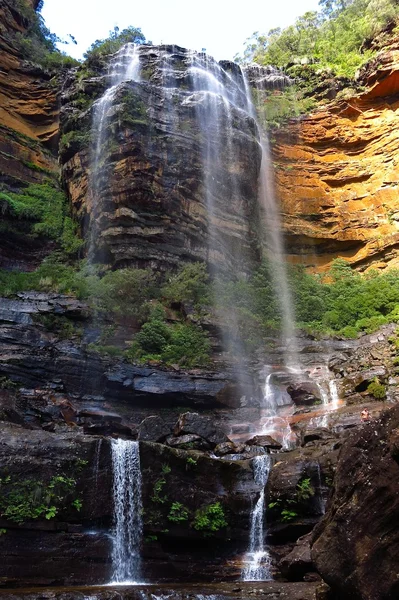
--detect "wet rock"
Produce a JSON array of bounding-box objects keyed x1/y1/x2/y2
[
  {"x1": 174, "y1": 412, "x2": 230, "y2": 447},
  {"x1": 137, "y1": 415, "x2": 171, "y2": 442},
  {"x1": 245, "y1": 434, "x2": 282, "y2": 450},
  {"x1": 214, "y1": 441, "x2": 245, "y2": 456},
  {"x1": 301, "y1": 429, "x2": 336, "y2": 447},
  {"x1": 165, "y1": 434, "x2": 210, "y2": 450},
  {"x1": 312, "y1": 405, "x2": 399, "y2": 600},
  {"x1": 287, "y1": 383, "x2": 321, "y2": 406}
]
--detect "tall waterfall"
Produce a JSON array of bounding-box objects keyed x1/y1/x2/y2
[
  {"x1": 242, "y1": 454, "x2": 272, "y2": 581},
  {"x1": 88, "y1": 44, "x2": 141, "y2": 266},
  {"x1": 110, "y1": 439, "x2": 143, "y2": 584}
]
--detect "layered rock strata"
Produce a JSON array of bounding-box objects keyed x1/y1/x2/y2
[
  {"x1": 60, "y1": 45, "x2": 262, "y2": 273},
  {"x1": 273, "y1": 45, "x2": 399, "y2": 272}
]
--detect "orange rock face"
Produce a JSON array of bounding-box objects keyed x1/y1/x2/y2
[
  {"x1": 273, "y1": 48, "x2": 399, "y2": 272},
  {"x1": 0, "y1": 0, "x2": 58, "y2": 188}
]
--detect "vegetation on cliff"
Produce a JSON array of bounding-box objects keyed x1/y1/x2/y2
[
  {"x1": 13, "y1": 0, "x2": 78, "y2": 69},
  {"x1": 241, "y1": 0, "x2": 399, "y2": 78}
]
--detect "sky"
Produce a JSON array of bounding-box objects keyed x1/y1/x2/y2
[{"x1": 41, "y1": 0, "x2": 321, "y2": 62}]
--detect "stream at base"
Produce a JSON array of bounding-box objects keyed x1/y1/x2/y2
[{"x1": 0, "y1": 582, "x2": 320, "y2": 600}]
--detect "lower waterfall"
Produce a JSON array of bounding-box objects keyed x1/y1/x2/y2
[
  {"x1": 241, "y1": 454, "x2": 272, "y2": 581},
  {"x1": 110, "y1": 439, "x2": 143, "y2": 584}
]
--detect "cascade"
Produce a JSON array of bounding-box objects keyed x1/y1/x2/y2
[
  {"x1": 110, "y1": 439, "x2": 143, "y2": 584},
  {"x1": 329, "y1": 379, "x2": 339, "y2": 411},
  {"x1": 89, "y1": 43, "x2": 141, "y2": 266},
  {"x1": 241, "y1": 454, "x2": 272, "y2": 581}
]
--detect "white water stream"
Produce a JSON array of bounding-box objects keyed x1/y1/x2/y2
[
  {"x1": 110, "y1": 439, "x2": 143, "y2": 584},
  {"x1": 241, "y1": 454, "x2": 272, "y2": 581}
]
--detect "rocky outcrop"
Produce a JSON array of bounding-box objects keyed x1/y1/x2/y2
[
  {"x1": 312, "y1": 405, "x2": 399, "y2": 600},
  {"x1": 60, "y1": 45, "x2": 262, "y2": 274},
  {"x1": 273, "y1": 44, "x2": 399, "y2": 272},
  {"x1": 0, "y1": 0, "x2": 59, "y2": 270}
]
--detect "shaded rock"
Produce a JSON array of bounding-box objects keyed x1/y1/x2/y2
[
  {"x1": 165, "y1": 434, "x2": 210, "y2": 450},
  {"x1": 312, "y1": 405, "x2": 399, "y2": 600},
  {"x1": 245, "y1": 434, "x2": 282, "y2": 450},
  {"x1": 137, "y1": 415, "x2": 171, "y2": 442},
  {"x1": 287, "y1": 383, "x2": 321, "y2": 406},
  {"x1": 279, "y1": 533, "x2": 315, "y2": 580},
  {"x1": 301, "y1": 429, "x2": 336, "y2": 447},
  {"x1": 214, "y1": 441, "x2": 245, "y2": 456},
  {"x1": 174, "y1": 412, "x2": 230, "y2": 447}
]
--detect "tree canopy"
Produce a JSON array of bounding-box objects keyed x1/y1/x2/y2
[{"x1": 238, "y1": 0, "x2": 399, "y2": 77}]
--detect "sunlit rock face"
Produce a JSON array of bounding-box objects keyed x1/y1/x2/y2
[
  {"x1": 0, "y1": 0, "x2": 59, "y2": 269},
  {"x1": 272, "y1": 46, "x2": 399, "y2": 273},
  {"x1": 61, "y1": 45, "x2": 263, "y2": 273}
]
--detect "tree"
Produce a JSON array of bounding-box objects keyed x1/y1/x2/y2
[{"x1": 84, "y1": 26, "x2": 147, "y2": 61}]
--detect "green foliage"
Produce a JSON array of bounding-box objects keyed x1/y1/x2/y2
[
  {"x1": 90, "y1": 268, "x2": 157, "y2": 320},
  {"x1": 0, "y1": 376, "x2": 19, "y2": 390},
  {"x1": 0, "y1": 184, "x2": 83, "y2": 255},
  {"x1": 167, "y1": 502, "x2": 189, "y2": 523},
  {"x1": 296, "y1": 477, "x2": 315, "y2": 502},
  {"x1": 239, "y1": 0, "x2": 399, "y2": 78},
  {"x1": 14, "y1": 0, "x2": 79, "y2": 70},
  {"x1": 0, "y1": 474, "x2": 80, "y2": 524},
  {"x1": 367, "y1": 377, "x2": 387, "y2": 399},
  {"x1": 151, "y1": 478, "x2": 168, "y2": 505},
  {"x1": 192, "y1": 502, "x2": 227, "y2": 536},
  {"x1": 34, "y1": 314, "x2": 80, "y2": 339},
  {"x1": 128, "y1": 305, "x2": 211, "y2": 368},
  {"x1": 84, "y1": 26, "x2": 147, "y2": 62},
  {"x1": 186, "y1": 457, "x2": 197, "y2": 467},
  {"x1": 161, "y1": 263, "x2": 211, "y2": 309}
]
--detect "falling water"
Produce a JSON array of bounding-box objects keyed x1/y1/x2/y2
[
  {"x1": 329, "y1": 379, "x2": 339, "y2": 411},
  {"x1": 88, "y1": 44, "x2": 141, "y2": 266},
  {"x1": 242, "y1": 454, "x2": 272, "y2": 581},
  {"x1": 261, "y1": 371, "x2": 293, "y2": 449},
  {"x1": 110, "y1": 439, "x2": 143, "y2": 584},
  {"x1": 93, "y1": 438, "x2": 103, "y2": 490}
]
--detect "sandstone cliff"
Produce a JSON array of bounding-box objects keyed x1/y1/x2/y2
[
  {"x1": 273, "y1": 44, "x2": 399, "y2": 272},
  {"x1": 0, "y1": 0, "x2": 59, "y2": 269}
]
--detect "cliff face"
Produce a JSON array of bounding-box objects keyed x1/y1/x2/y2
[
  {"x1": 61, "y1": 46, "x2": 262, "y2": 274},
  {"x1": 273, "y1": 46, "x2": 399, "y2": 272},
  {"x1": 0, "y1": 0, "x2": 59, "y2": 269}
]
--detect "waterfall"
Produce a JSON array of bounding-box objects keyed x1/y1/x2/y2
[
  {"x1": 329, "y1": 379, "x2": 339, "y2": 411},
  {"x1": 242, "y1": 454, "x2": 272, "y2": 581},
  {"x1": 88, "y1": 44, "x2": 141, "y2": 266},
  {"x1": 110, "y1": 439, "x2": 143, "y2": 584}
]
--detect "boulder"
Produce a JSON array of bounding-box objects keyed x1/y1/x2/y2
[
  {"x1": 174, "y1": 412, "x2": 230, "y2": 447},
  {"x1": 312, "y1": 405, "x2": 399, "y2": 600},
  {"x1": 165, "y1": 434, "x2": 210, "y2": 450},
  {"x1": 214, "y1": 441, "x2": 245, "y2": 456},
  {"x1": 287, "y1": 383, "x2": 321, "y2": 406},
  {"x1": 137, "y1": 415, "x2": 171, "y2": 442},
  {"x1": 245, "y1": 434, "x2": 282, "y2": 450},
  {"x1": 278, "y1": 533, "x2": 315, "y2": 580}
]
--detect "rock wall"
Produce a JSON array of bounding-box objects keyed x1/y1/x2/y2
[
  {"x1": 60, "y1": 45, "x2": 262, "y2": 273},
  {"x1": 0, "y1": 0, "x2": 59, "y2": 270},
  {"x1": 273, "y1": 45, "x2": 399, "y2": 272}
]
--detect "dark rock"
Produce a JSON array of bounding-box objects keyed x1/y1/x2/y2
[
  {"x1": 287, "y1": 383, "x2": 321, "y2": 406},
  {"x1": 174, "y1": 412, "x2": 230, "y2": 447},
  {"x1": 214, "y1": 441, "x2": 243, "y2": 456},
  {"x1": 301, "y1": 429, "x2": 336, "y2": 446},
  {"x1": 165, "y1": 434, "x2": 210, "y2": 450},
  {"x1": 245, "y1": 434, "x2": 282, "y2": 450},
  {"x1": 278, "y1": 533, "x2": 315, "y2": 580},
  {"x1": 312, "y1": 405, "x2": 399, "y2": 600},
  {"x1": 137, "y1": 415, "x2": 171, "y2": 442}
]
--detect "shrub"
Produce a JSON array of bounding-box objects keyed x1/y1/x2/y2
[
  {"x1": 168, "y1": 502, "x2": 189, "y2": 523},
  {"x1": 84, "y1": 26, "x2": 147, "y2": 62},
  {"x1": 367, "y1": 378, "x2": 386, "y2": 399},
  {"x1": 192, "y1": 502, "x2": 227, "y2": 535},
  {"x1": 161, "y1": 262, "x2": 211, "y2": 309}
]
